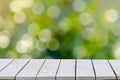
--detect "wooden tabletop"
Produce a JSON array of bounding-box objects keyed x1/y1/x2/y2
[{"x1": 0, "y1": 59, "x2": 119, "y2": 80}]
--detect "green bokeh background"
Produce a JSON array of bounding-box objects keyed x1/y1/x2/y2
[{"x1": 0, "y1": 0, "x2": 120, "y2": 59}]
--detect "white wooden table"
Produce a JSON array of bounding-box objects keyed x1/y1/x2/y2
[{"x1": 0, "y1": 59, "x2": 119, "y2": 80}]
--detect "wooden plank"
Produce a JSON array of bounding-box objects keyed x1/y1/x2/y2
[
  {"x1": 0, "y1": 59, "x2": 13, "y2": 71},
  {"x1": 109, "y1": 60, "x2": 120, "y2": 79},
  {"x1": 76, "y1": 60, "x2": 95, "y2": 80},
  {"x1": 0, "y1": 59, "x2": 30, "y2": 80},
  {"x1": 93, "y1": 60, "x2": 116, "y2": 80},
  {"x1": 36, "y1": 59, "x2": 60, "y2": 80},
  {"x1": 16, "y1": 59, "x2": 45, "y2": 80},
  {"x1": 56, "y1": 59, "x2": 75, "y2": 80}
]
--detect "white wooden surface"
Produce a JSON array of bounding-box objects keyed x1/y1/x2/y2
[
  {"x1": 16, "y1": 59, "x2": 45, "y2": 80},
  {"x1": 0, "y1": 59, "x2": 13, "y2": 71},
  {"x1": 36, "y1": 59, "x2": 60, "y2": 80},
  {"x1": 56, "y1": 59, "x2": 75, "y2": 80},
  {"x1": 76, "y1": 60, "x2": 95, "y2": 80},
  {"x1": 93, "y1": 60, "x2": 116, "y2": 80},
  {"x1": 109, "y1": 60, "x2": 120, "y2": 79},
  {"x1": 0, "y1": 59, "x2": 118, "y2": 80},
  {"x1": 0, "y1": 59, "x2": 30, "y2": 80}
]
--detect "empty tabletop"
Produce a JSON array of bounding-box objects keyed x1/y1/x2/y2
[
  {"x1": 36, "y1": 59, "x2": 60, "y2": 80},
  {"x1": 109, "y1": 60, "x2": 120, "y2": 79},
  {"x1": 92, "y1": 60, "x2": 116, "y2": 80},
  {"x1": 56, "y1": 59, "x2": 75, "y2": 80},
  {"x1": 76, "y1": 60, "x2": 95, "y2": 80},
  {"x1": 16, "y1": 59, "x2": 45, "y2": 80},
  {"x1": 0, "y1": 59, "x2": 30, "y2": 80},
  {"x1": 0, "y1": 59, "x2": 13, "y2": 71}
]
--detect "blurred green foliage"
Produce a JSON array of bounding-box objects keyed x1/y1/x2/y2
[{"x1": 0, "y1": 0, "x2": 120, "y2": 59}]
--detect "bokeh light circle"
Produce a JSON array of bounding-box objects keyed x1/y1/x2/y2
[
  {"x1": 105, "y1": 9, "x2": 119, "y2": 23},
  {"x1": 47, "y1": 5, "x2": 60, "y2": 19}
]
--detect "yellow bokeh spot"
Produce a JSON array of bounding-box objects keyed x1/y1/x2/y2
[
  {"x1": 47, "y1": 38, "x2": 59, "y2": 51},
  {"x1": 47, "y1": 5, "x2": 60, "y2": 19},
  {"x1": 104, "y1": 9, "x2": 119, "y2": 23},
  {"x1": 13, "y1": 12, "x2": 26, "y2": 24},
  {"x1": 28, "y1": 23, "x2": 40, "y2": 35},
  {"x1": 0, "y1": 34, "x2": 10, "y2": 49},
  {"x1": 39, "y1": 29, "x2": 52, "y2": 42},
  {"x1": 16, "y1": 34, "x2": 34, "y2": 54},
  {"x1": 78, "y1": 12, "x2": 93, "y2": 26}
]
